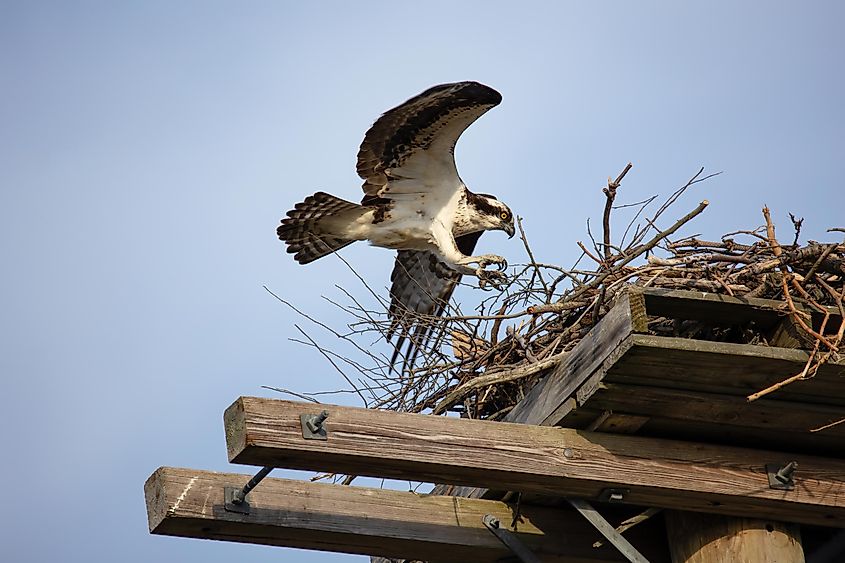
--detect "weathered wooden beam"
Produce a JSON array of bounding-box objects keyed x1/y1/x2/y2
[
  {"x1": 576, "y1": 382, "x2": 845, "y2": 456},
  {"x1": 584, "y1": 383, "x2": 845, "y2": 437},
  {"x1": 508, "y1": 291, "x2": 648, "y2": 425},
  {"x1": 517, "y1": 330, "x2": 845, "y2": 438},
  {"x1": 510, "y1": 288, "x2": 845, "y2": 429},
  {"x1": 224, "y1": 397, "x2": 845, "y2": 528},
  {"x1": 605, "y1": 334, "x2": 845, "y2": 405},
  {"x1": 145, "y1": 466, "x2": 662, "y2": 562}
]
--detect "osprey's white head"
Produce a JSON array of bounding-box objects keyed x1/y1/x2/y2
[{"x1": 457, "y1": 191, "x2": 515, "y2": 238}]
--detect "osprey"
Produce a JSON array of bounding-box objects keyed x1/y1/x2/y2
[{"x1": 277, "y1": 81, "x2": 514, "y2": 366}]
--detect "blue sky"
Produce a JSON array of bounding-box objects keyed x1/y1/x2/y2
[{"x1": 1, "y1": 2, "x2": 842, "y2": 562}]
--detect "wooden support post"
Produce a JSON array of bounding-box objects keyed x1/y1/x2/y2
[
  {"x1": 145, "y1": 466, "x2": 669, "y2": 562},
  {"x1": 665, "y1": 511, "x2": 804, "y2": 563},
  {"x1": 224, "y1": 397, "x2": 845, "y2": 528}
]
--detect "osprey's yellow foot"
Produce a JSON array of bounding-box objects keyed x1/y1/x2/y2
[
  {"x1": 456, "y1": 254, "x2": 508, "y2": 289},
  {"x1": 459, "y1": 253, "x2": 507, "y2": 271}
]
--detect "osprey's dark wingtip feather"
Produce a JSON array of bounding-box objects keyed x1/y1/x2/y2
[
  {"x1": 411, "y1": 81, "x2": 502, "y2": 106},
  {"x1": 356, "y1": 81, "x2": 502, "y2": 193}
]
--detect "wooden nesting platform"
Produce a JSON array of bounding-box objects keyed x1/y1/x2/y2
[
  {"x1": 508, "y1": 288, "x2": 845, "y2": 458},
  {"x1": 145, "y1": 286, "x2": 845, "y2": 562}
]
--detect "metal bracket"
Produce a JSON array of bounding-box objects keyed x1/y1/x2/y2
[
  {"x1": 300, "y1": 410, "x2": 329, "y2": 440},
  {"x1": 224, "y1": 486, "x2": 251, "y2": 514},
  {"x1": 598, "y1": 488, "x2": 629, "y2": 503},
  {"x1": 568, "y1": 498, "x2": 650, "y2": 563},
  {"x1": 766, "y1": 461, "x2": 797, "y2": 490},
  {"x1": 482, "y1": 514, "x2": 542, "y2": 563}
]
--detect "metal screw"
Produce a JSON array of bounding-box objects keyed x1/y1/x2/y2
[
  {"x1": 306, "y1": 410, "x2": 329, "y2": 434},
  {"x1": 231, "y1": 466, "x2": 274, "y2": 505},
  {"x1": 775, "y1": 461, "x2": 798, "y2": 484}
]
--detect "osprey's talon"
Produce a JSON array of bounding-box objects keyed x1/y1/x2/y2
[{"x1": 476, "y1": 268, "x2": 507, "y2": 290}]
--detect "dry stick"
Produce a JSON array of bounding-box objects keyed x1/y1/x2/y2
[
  {"x1": 763, "y1": 205, "x2": 783, "y2": 257},
  {"x1": 262, "y1": 386, "x2": 321, "y2": 403},
  {"x1": 577, "y1": 240, "x2": 604, "y2": 265},
  {"x1": 746, "y1": 314, "x2": 827, "y2": 402},
  {"x1": 431, "y1": 351, "x2": 565, "y2": 414},
  {"x1": 804, "y1": 243, "x2": 838, "y2": 284},
  {"x1": 781, "y1": 276, "x2": 837, "y2": 350},
  {"x1": 761, "y1": 211, "x2": 838, "y2": 349},
  {"x1": 747, "y1": 210, "x2": 838, "y2": 401},
  {"x1": 593, "y1": 507, "x2": 662, "y2": 549},
  {"x1": 602, "y1": 162, "x2": 633, "y2": 260},
  {"x1": 293, "y1": 324, "x2": 370, "y2": 406},
  {"x1": 789, "y1": 213, "x2": 804, "y2": 246},
  {"x1": 810, "y1": 417, "x2": 845, "y2": 433},
  {"x1": 563, "y1": 200, "x2": 710, "y2": 304},
  {"x1": 516, "y1": 216, "x2": 550, "y2": 299}
]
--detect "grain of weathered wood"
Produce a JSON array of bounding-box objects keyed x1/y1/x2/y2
[
  {"x1": 508, "y1": 291, "x2": 646, "y2": 425},
  {"x1": 585, "y1": 411, "x2": 650, "y2": 434},
  {"x1": 562, "y1": 383, "x2": 845, "y2": 458},
  {"x1": 510, "y1": 289, "x2": 844, "y2": 433},
  {"x1": 610, "y1": 334, "x2": 845, "y2": 405},
  {"x1": 769, "y1": 315, "x2": 818, "y2": 349},
  {"x1": 446, "y1": 288, "x2": 845, "y2": 505},
  {"x1": 584, "y1": 383, "x2": 845, "y2": 439},
  {"x1": 145, "y1": 466, "x2": 657, "y2": 562},
  {"x1": 225, "y1": 397, "x2": 845, "y2": 528},
  {"x1": 665, "y1": 510, "x2": 804, "y2": 563}
]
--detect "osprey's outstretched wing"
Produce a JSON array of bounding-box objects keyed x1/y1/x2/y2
[
  {"x1": 386, "y1": 232, "x2": 483, "y2": 371},
  {"x1": 357, "y1": 81, "x2": 501, "y2": 199}
]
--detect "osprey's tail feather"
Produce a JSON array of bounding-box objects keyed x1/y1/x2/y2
[{"x1": 277, "y1": 192, "x2": 365, "y2": 264}]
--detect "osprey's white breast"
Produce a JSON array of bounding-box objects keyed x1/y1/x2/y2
[{"x1": 364, "y1": 177, "x2": 464, "y2": 251}]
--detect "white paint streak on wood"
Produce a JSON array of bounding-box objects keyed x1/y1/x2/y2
[{"x1": 170, "y1": 476, "x2": 198, "y2": 514}]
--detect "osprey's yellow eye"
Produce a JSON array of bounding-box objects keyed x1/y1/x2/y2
[{"x1": 500, "y1": 211, "x2": 509, "y2": 220}]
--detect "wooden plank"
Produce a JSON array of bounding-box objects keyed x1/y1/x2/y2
[
  {"x1": 508, "y1": 291, "x2": 647, "y2": 425},
  {"x1": 769, "y1": 315, "x2": 817, "y2": 349},
  {"x1": 568, "y1": 383, "x2": 845, "y2": 458},
  {"x1": 635, "y1": 418, "x2": 845, "y2": 460},
  {"x1": 508, "y1": 288, "x2": 844, "y2": 430},
  {"x1": 583, "y1": 383, "x2": 845, "y2": 440},
  {"x1": 609, "y1": 334, "x2": 845, "y2": 405},
  {"x1": 665, "y1": 511, "x2": 804, "y2": 563},
  {"x1": 585, "y1": 411, "x2": 650, "y2": 434},
  {"x1": 225, "y1": 397, "x2": 845, "y2": 528},
  {"x1": 441, "y1": 288, "x2": 845, "y2": 517},
  {"x1": 145, "y1": 466, "x2": 662, "y2": 563},
  {"x1": 639, "y1": 287, "x2": 841, "y2": 332}
]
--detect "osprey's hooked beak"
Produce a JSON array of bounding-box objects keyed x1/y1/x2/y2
[{"x1": 504, "y1": 222, "x2": 515, "y2": 239}]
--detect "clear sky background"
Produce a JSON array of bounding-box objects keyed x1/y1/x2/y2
[{"x1": 1, "y1": 2, "x2": 842, "y2": 562}]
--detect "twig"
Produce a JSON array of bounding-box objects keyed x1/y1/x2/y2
[
  {"x1": 516, "y1": 216, "x2": 550, "y2": 299},
  {"x1": 810, "y1": 417, "x2": 845, "y2": 433},
  {"x1": 746, "y1": 312, "x2": 829, "y2": 402},
  {"x1": 603, "y1": 163, "x2": 633, "y2": 260},
  {"x1": 293, "y1": 324, "x2": 370, "y2": 407},
  {"x1": 431, "y1": 352, "x2": 565, "y2": 415},
  {"x1": 763, "y1": 206, "x2": 782, "y2": 257}
]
